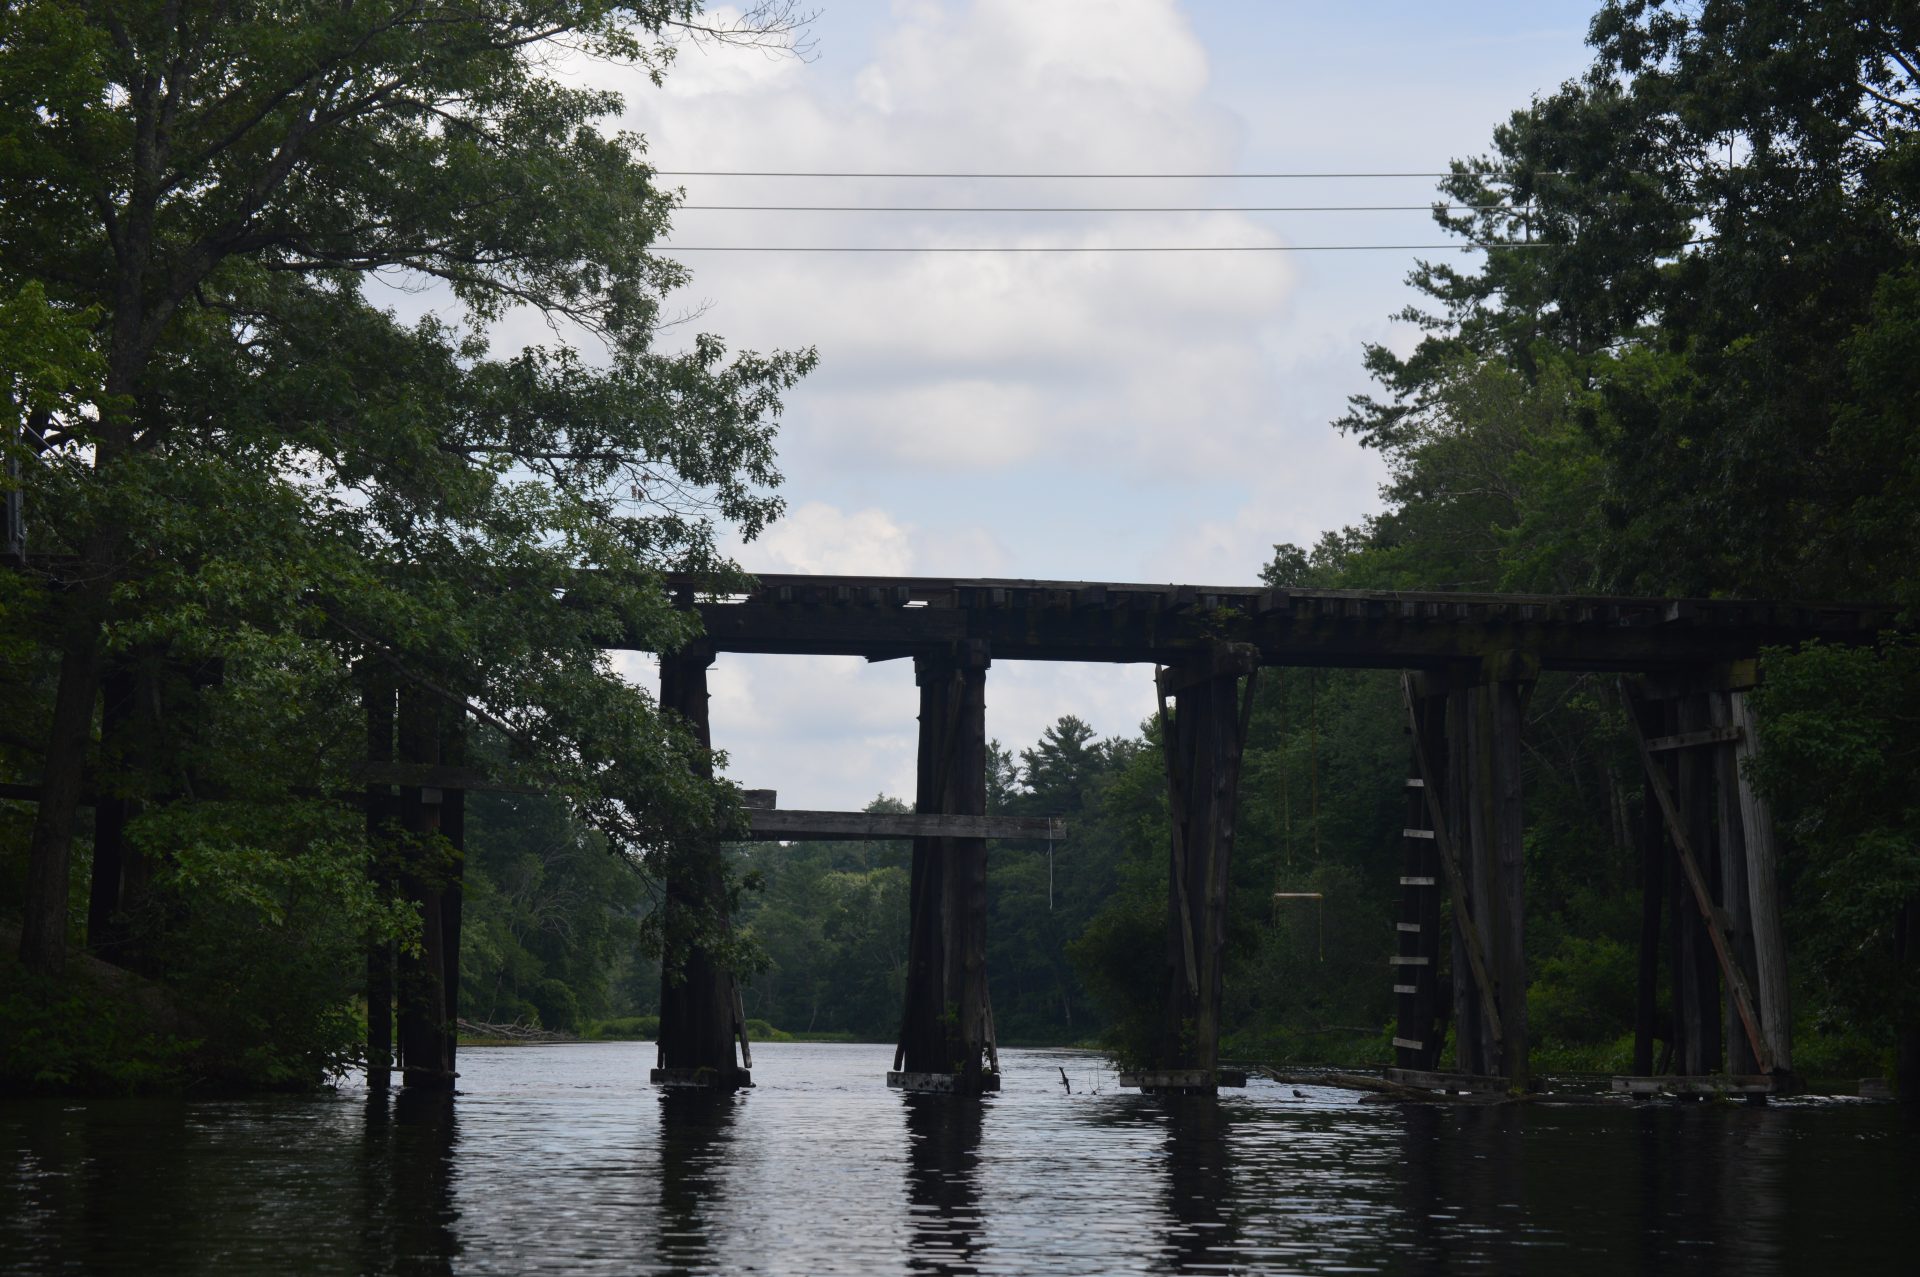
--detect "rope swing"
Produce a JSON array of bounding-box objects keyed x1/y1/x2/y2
[{"x1": 1272, "y1": 892, "x2": 1327, "y2": 962}]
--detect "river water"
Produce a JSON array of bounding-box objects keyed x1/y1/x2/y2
[{"x1": 2, "y1": 1042, "x2": 1912, "y2": 1274}]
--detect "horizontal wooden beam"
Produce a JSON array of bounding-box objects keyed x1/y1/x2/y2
[
  {"x1": 1645, "y1": 725, "x2": 1743, "y2": 752},
  {"x1": 1384, "y1": 1067, "x2": 1511, "y2": 1094},
  {"x1": 1609, "y1": 1074, "x2": 1794, "y2": 1096},
  {"x1": 642, "y1": 573, "x2": 1896, "y2": 672},
  {"x1": 746, "y1": 809, "x2": 1066, "y2": 841},
  {"x1": 351, "y1": 763, "x2": 543, "y2": 794}
]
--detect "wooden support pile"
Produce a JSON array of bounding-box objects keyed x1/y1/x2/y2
[
  {"x1": 1392, "y1": 681, "x2": 1448, "y2": 1072},
  {"x1": 1123, "y1": 643, "x2": 1258, "y2": 1094},
  {"x1": 891, "y1": 642, "x2": 1001, "y2": 1094},
  {"x1": 1396, "y1": 659, "x2": 1535, "y2": 1089},
  {"x1": 1618, "y1": 670, "x2": 1793, "y2": 1094},
  {"x1": 363, "y1": 672, "x2": 466, "y2": 1092},
  {"x1": 651, "y1": 640, "x2": 753, "y2": 1091}
]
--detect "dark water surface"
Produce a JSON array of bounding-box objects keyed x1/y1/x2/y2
[{"x1": 2, "y1": 1042, "x2": 1913, "y2": 1275}]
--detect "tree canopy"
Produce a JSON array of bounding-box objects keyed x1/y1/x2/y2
[{"x1": 1, "y1": 0, "x2": 813, "y2": 1080}]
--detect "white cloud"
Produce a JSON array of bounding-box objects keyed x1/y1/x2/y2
[{"x1": 745, "y1": 500, "x2": 915, "y2": 575}]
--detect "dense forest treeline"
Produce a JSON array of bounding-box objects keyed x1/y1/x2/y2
[{"x1": 4, "y1": 1, "x2": 1918, "y2": 1094}]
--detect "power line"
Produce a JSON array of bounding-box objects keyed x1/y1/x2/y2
[
  {"x1": 677, "y1": 204, "x2": 1516, "y2": 213},
  {"x1": 652, "y1": 170, "x2": 1487, "y2": 179},
  {"x1": 658, "y1": 243, "x2": 1549, "y2": 253}
]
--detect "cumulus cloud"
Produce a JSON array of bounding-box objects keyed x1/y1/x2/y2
[{"x1": 744, "y1": 500, "x2": 915, "y2": 575}]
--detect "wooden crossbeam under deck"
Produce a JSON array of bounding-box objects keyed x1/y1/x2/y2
[{"x1": 747, "y1": 809, "x2": 1066, "y2": 841}]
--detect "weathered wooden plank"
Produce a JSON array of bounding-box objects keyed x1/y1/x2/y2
[
  {"x1": 1712, "y1": 692, "x2": 1758, "y2": 1076},
  {"x1": 1730, "y1": 690, "x2": 1792, "y2": 1073},
  {"x1": 1384, "y1": 1067, "x2": 1510, "y2": 1094},
  {"x1": 1609, "y1": 1074, "x2": 1791, "y2": 1097},
  {"x1": 887, "y1": 1070, "x2": 1002, "y2": 1093},
  {"x1": 1646, "y1": 725, "x2": 1744, "y2": 752},
  {"x1": 748, "y1": 809, "x2": 1064, "y2": 841},
  {"x1": 1118, "y1": 1068, "x2": 1248, "y2": 1090},
  {"x1": 652, "y1": 1067, "x2": 754, "y2": 1089}
]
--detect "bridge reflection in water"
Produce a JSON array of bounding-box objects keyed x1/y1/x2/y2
[{"x1": 1, "y1": 1044, "x2": 1906, "y2": 1274}]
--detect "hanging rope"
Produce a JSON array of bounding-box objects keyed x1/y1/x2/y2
[{"x1": 1272, "y1": 892, "x2": 1326, "y2": 963}]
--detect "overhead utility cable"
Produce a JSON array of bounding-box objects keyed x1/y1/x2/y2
[
  {"x1": 658, "y1": 242, "x2": 1563, "y2": 253},
  {"x1": 678, "y1": 203, "x2": 1517, "y2": 213},
  {"x1": 651, "y1": 170, "x2": 1566, "y2": 179}
]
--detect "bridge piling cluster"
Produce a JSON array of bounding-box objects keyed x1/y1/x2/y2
[
  {"x1": 1127, "y1": 645, "x2": 1259, "y2": 1094},
  {"x1": 654, "y1": 575, "x2": 1859, "y2": 1099},
  {"x1": 362, "y1": 674, "x2": 465, "y2": 1092},
  {"x1": 1390, "y1": 660, "x2": 1534, "y2": 1090},
  {"x1": 1616, "y1": 668, "x2": 1792, "y2": 1095},
  {"x1": 892, "y1": 643, "x2": 999, "y2": 1093},
  {"x1": 653, "y1": 640, "x2": 754, "y2": 1090}
]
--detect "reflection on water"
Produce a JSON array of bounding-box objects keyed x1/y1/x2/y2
[
  {"x1": 386, "y1": 1090, "x2": 460, "y2": 1275},
  {"x1": 1, "y1": 1043, "x2": 1912, "y2": 1275},
  {"x1": 902, "y1": 1096, "x2": 983, "y2": 1274},
  {"x1": 1160, "y1": 1097, "x2": 1236, "y2": 1273},
  {"x1": 654, "y1": 1093, "x2": 739, "y2": 1274}
]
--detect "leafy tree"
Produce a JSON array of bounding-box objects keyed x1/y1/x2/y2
[{"x1": 2, "y1": 1, "x2": 815, "y2": 983}]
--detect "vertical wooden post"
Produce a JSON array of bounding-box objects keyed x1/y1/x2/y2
[
  {"x1": 895, "y1": 642, "x2": 993, "y2": 1091},
  {"x1": 1440, "y1": 657, "x2": 1532, "y2": 1085},
  {"x1": 1466, "y1": 685, "x2": 1504, "y2": 1076},
  {"x1": 1675, "y1": 690, "x2": 1722, "y2": 1075},
  {"x1": 1633, "y1": 771, "x2": 1665, "y2": 1077},
  {"x1": 655, "y1": 639, "x2": 748, "y2": 1088},
  {"x1": 1148, "y1": 644, "x2": 1256, "y2": 1090},
  {"x1": 395, "y1": 686, "x2": 454, "y2": 1090},
  {"x1": 1728, "y1": 689, "x2": 1791, "y2": 1075},
  {"x1": 1394, "y1": 677, "x2": 1447, "y2": 1071},
  {"x1": 897, "y1": 656, "x2": 951, "y2": 1077},
  {"x1": 1446, "y1": 683, "x2": 1483, "y2": 1076},
  {"x1": 1711, "y1": 691, "x2": 1758, "y2": 1075},
  {"x1": 438, "y1": 709, "x2": 467, "y2": 1075},
  {"x1": 362, "y1": 666, "x2": 397, "y2": 1092},
  {"x1": 1488, "y1": 667, "x2": 1531, "y2": 1087}
]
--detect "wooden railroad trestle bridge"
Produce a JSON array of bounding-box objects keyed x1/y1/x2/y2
[{"x1": 367, "y1": 574, "x2": 1890, "y2": 1098}]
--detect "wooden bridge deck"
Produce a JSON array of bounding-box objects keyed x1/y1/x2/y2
[{"x1": 651, "y1": 574, "x2": 1891, "y2": 671}]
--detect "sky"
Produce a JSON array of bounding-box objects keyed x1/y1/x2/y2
[{"x1": 549, "y1": 1, "x2": 1604, "y2": 808}]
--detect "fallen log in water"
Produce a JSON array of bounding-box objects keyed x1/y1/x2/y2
[
  {"x1": 456, "y1": 1018, "x2": 572, "y2": 1044},
  {"x1": 1254, "y1": 1066, "x2": 1511, "y2": 1103}
]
